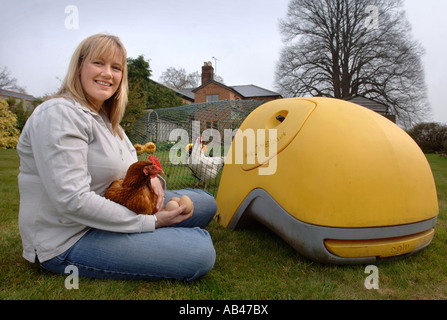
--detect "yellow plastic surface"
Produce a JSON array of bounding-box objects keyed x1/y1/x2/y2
[
  {"x1": 216, "y1": 97, "x2": 439, "y2": 228},
  {"x1": 324, "y1": 229, "x2": 435, "y2": 258},
  {"x1": 239, "y1": 99, "x2": 316, "y2": 171}
]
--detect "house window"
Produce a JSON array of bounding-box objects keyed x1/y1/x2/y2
[
  {"x1": 206, "y1": 94, "x2": 219, "y2": 102},
  {"x1": 205, "y1": 121, "x2": 218, "y2": 130}
]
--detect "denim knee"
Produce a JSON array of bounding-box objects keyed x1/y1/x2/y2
[{"x1": 187, "y1": 233, "x2": 216, "y2": 281}]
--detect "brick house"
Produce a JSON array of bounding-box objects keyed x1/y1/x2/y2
[
  {"x1": 177, "y1": 62, "x2": 282, "y2": 104},
  {"x1": 0, "y1": 88, "x2": 36, "y2": 111},
  {"x1": 167, "y1": 62, "x2": 281, "y2": 134}
]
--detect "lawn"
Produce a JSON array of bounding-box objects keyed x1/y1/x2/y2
[{"x1": 0, "y1": 149, "x2": 446, "y2": 300}]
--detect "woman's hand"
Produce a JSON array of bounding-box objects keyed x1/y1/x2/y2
[
  {"x1": 150, "y1": 177, "x2": 165, "y2": 212},
  {"x1": 154, "y1": 204, "x2": 194, "y2": 228}
]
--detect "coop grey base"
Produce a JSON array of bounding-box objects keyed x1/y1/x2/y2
[{"x1": 227, "y1": 188, "x2": 437, "y2": 265}]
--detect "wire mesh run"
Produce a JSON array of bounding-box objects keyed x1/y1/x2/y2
[{"x1": 129, "y1": 100, "x2": 265, "y2": 197}]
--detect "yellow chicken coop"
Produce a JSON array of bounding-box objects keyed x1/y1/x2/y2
[{"x1": 216, "y1": 97, "x2": 439, "y2": 264}]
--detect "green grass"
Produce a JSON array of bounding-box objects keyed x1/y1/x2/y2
[{"x1": 1, "y1": 150, "x2": 446, "y2": 300}]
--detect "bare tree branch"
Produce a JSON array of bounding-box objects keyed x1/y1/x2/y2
[
  {"x1": 159, "y1": 67, "x2": 199, "y2": 90},
  {"x1": 275, "y1": 0, "x2": 430, "y2": 127},
  {"x1": 0, "y1": 66, "x2": 26, "y2": 93}
]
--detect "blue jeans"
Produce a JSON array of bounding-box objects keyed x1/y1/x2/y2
[{"x1": 40, "y1": 189, "x2": 217, "y2": 281}]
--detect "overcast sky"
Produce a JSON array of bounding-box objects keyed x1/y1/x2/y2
[{"x1": 1, "y1": 0, "x2": 446, "y2": 125}]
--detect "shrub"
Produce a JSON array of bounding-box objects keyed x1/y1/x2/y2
[
  {"x1": 0, "y1": 99, "x2": 20, "y2": 149},
  {"x1": 407, "y1": 122, "x2": 447, "y2": 153}
]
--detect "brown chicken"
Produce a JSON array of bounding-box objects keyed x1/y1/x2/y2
[{"x1": 105, "y1": 157, "x2": 164, "y2": 215}]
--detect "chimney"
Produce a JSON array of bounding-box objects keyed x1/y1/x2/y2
[{"x1": 201, "y1": 61, "x2": 214, "y2": 85}]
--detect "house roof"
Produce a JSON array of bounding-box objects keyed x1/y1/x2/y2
[
  {"x1": 191, "y1": 80, "x2": 281, "y2": 98},
  {"x1": 174, "y1": 88, "x2": 195, "y2": 101},
  {"x1": 191, "y1": 80, "x2": 233, "y2": 94},
  {"x1": 231, "y1": 85, "x2": 281, "y2": 98},
  {"x1": 0, "y1": 88, "x2": 35, "y2": 101},
  {"x1": 344, "y1": 95, "x2": 389, "y2": 114}
]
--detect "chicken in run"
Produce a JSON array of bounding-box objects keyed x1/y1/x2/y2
[
  {"x1": 105, "y1": 156, "x2": 164, "y2": 215},
  {"x1": 187, "y1": 135, "x2": 225, "y2": 189}
]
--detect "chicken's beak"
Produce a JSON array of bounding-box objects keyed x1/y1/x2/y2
[{"x1": 155, "y1": 165, "x2": 165, "y2": 176}]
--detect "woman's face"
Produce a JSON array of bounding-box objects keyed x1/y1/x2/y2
[{"x1": 80, "y1": 53, "x2": 123, "y2": 110}]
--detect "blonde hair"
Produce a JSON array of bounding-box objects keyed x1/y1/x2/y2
[{"x1": 55, "y1": 34, "x2": 128, "y2": 139}]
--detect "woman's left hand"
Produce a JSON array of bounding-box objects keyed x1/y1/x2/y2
[{"x1": 150, "y1": 177, "x2": 165, "y2": 211}]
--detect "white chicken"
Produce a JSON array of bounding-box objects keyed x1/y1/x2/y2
[{"x1": 187, "y1": 135, "x2": 225, "y2": 189}]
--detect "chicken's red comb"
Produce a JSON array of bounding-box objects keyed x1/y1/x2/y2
[{"x1": 148, "y1": 155, "x2": 162, "y2": 170}]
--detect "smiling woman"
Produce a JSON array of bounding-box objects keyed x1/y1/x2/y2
[
  {"x1": 16, "y1": 33, "x2": 217, "y2": 282},
  {"x1": 80, "y1": 54, "x2": 123, "y2": 111},
  {"x1": 54, "y1": 34, "x2": 129, "y2": 139}
]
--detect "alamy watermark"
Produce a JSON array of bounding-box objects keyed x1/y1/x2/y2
[
  {"x1": 64, "y1": 263, "x2": 380, "y2": 291},
  {"x1": 365, "y1": 5, "x2": 379, "y2": 30},
  {"x1": 64, "y1": 265, "x2": 79, "y2": 290},
  {"x1": 65, "y1": 5, "x2": 79, "y2": 30},
  {"x1": 364, "y1": 265, "x2": 379, "y2": 290},
  {"x1": 168, "y1": 121, "x2": 278, "y2": 176}
]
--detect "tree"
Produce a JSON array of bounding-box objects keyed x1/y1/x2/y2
[
  {"x1": 147, "y1": 80, "x2": 182, "y2": 110},
  {"x1": 0, "y1": 99, "x2": 20, "y2": 149},
  {"x1": 127, "y1": 55, "x2": 152, "y2": 81},
  {"x1": 0, "y1": 66, "x2": 26, "y2": 93},
  {"x1": 407, "y1": 122, "x2": 447, "y2": 153},
  {"x1": 124, "y1": 56, "x2": 183, "y2": 134},
  {"x1": 159, "y1": 67, "x2": 200, "y2": 90},
  {"x1": 121, "y1": 78, "x2": 148, "y2": 136},
  {"x1": 124, "y1": 56, "x2": 152, "y2": 135},
  {"x1": 275, "y1": 0, "x2": 430, "y2": 127},
  {"x1": 7, "y1": 99, "x2": 31, "y2": 132},
  {"x1": 159, "y1": 66, "x2": 225, "y2": 90}
]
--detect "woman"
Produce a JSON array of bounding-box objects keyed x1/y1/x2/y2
[{"x1": 17, "y1": 34, "x2": 216, "y2": 281}]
